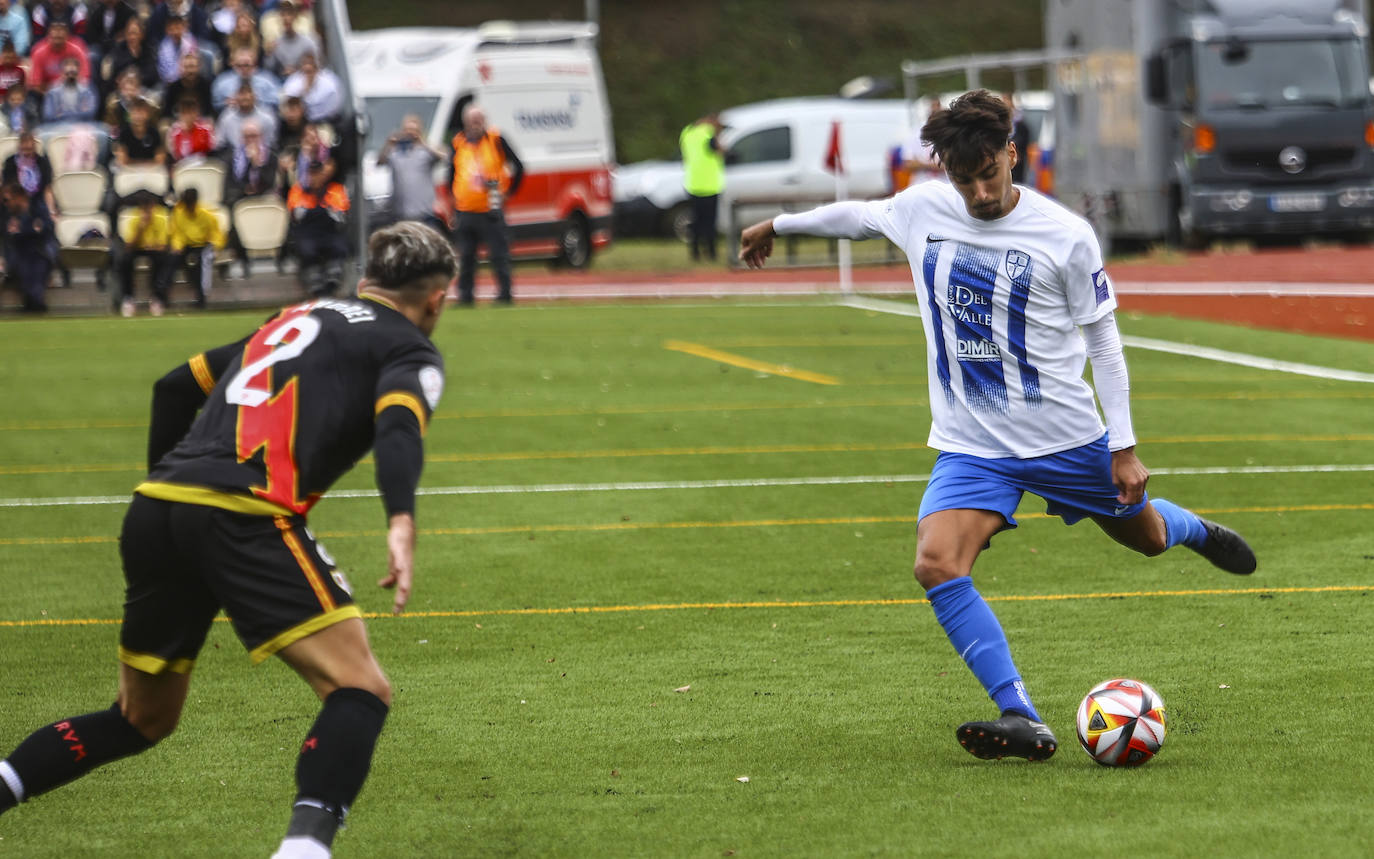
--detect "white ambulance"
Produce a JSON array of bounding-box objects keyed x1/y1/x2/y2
[{"x1": 346, "y1": 22, "x2": 615, "y2": 267}]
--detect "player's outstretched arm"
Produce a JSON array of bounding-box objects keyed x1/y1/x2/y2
[
  {"x1": 145, "y1": 337, "x2": 251, "y2": 471},
  {"x1": 742, "y1": 201, "x2": 888, "y2": 271},
  {"x1": 378, "y1": 512, "x2": 416, "y2": 615},
  {"x1": 739, "y1": 218, "x2": 776, "y2": 269}
]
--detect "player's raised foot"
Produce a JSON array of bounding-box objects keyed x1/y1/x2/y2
[
  {"x1": 956, "y1": 712, "x2": 1057, "y2": 761},
  {"x1": 1195, "y1": 518, "x2": 1256, "y2": 575}
]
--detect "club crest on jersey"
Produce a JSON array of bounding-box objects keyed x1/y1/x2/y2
[
  {"x1": 1005, "y1": 250, "x2": 1030, "y2": 281},
  {"x1": 419, "y1": 366, "x2": 444, "y2": 410}
]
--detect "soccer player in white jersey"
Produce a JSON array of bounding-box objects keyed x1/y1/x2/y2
[{"x1": 738, "y1": 90, "x2": 1256, "y2": 761}]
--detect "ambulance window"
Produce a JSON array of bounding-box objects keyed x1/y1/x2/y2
[{"x1": 726, "y1": 126, "x2": 792, "y2": 165}]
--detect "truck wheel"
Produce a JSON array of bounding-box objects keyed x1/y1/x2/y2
[
  {"x1": 555, "y1": 213, "x2": 592, "y2": 269},
  {"x1": 666, "y1": 202, "x2": 692, "y2": 243}
]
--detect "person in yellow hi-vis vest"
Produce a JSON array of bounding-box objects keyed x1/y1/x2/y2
[
  {"x1": 679, "y1": 111, "x2": 727, "y2": 262},
  {"x1": 447, "y1": 103, "x2": 524, "y2": 305},
  {"x1": 116, "y1": 189, "x2": 174, "y2": 318},
  {"x1": 168, "y1": 187, "x2": 227, "y2": 309}
]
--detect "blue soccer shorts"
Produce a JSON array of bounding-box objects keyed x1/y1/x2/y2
[{"x1": 918, "y1": 433, "x2": 1148, "y2": 529}]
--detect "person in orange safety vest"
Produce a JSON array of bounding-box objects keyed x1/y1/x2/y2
[
  {"x1": 447, "y1": 103, "x2": 523, "y2": 305},
  {"x1": 286, "y1": 159, "x2": 350, "y2": 296}
]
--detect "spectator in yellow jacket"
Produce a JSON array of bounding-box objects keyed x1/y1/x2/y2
[
  {"x1": 116, "y1": 189, "x2": 172, "y2": 317},
  {"x1": 169, "y1": 187, "x2": 225, "y2": 308}
]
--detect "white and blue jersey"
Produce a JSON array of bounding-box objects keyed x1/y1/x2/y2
[{"x1": 779, "y1": 182, "x2": 1116, "y2": 459}]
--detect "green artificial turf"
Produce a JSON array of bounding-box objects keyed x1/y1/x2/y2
[{"x1": 1, "y1": 298, "x2": 1371, "y2": 857}]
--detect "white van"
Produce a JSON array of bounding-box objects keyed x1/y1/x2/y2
[
  {"x1": 614, "y1": 97, "x2": 914, "y2": 239},
  {"x1": 346, "y1": 22, "x2": 615, "y2": 267}
]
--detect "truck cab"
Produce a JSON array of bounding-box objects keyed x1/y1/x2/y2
[{"x1": 1147, "y1": 0, "x2": 1374, "y2": 244}]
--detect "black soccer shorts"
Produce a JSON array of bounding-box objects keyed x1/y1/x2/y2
[{"x1": 118, "y1": 494, "x2": 361, "y2": 673}]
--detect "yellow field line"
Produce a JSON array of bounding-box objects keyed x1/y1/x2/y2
[
  {"x1": 5, "y1": 503, "x2": 1373, "y2": 547},
  {"x1": 2, "y1": 584, "x2": 1370, "y2": 628},
  {"x1": 663, "y1": 339, "x2": 841, "y2": 385}
]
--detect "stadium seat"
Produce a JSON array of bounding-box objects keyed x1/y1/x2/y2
[
  {"x1": 171, "y1": 159, "x2": 227, "y2": 206},
  {"x1": 231, "y1": 196, "x2": 289, "y2": 257},
  {"x1": 0, "y1": 135, "x2": 19, "y2": 163},
  {"x1": 53, "y1": 212, "x2": 113, "y2": 270},
  {"x1": 43, "y1": 134, "x2": 71, "y2": 169},
  {"x1": 259, "y1": 9, "x2": 318, "y2": 48},
  {"x1": 112, "y1": 166, "x2": 171, "y2": 198},
  {"x1": 54, "y1": 213, "x2": 111, "y2": 247},
  {"x1": 52, "y1": 170, "x2": 109, "y2": 215},
  {"x1": 210, "y1": 205, "x2": 230, "y2": 235}
]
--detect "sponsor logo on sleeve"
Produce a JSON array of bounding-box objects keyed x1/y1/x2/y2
[
  {"x1": 419, "y1": 366, "x2": 444, "y2": 410},
  {"x1": 1093, "y1": 268, "x2": 1111, "y2": 305}
]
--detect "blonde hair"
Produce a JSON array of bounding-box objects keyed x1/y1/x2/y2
[{"x1": 365, "y1": 222, "x2": 457, "y2": 294}]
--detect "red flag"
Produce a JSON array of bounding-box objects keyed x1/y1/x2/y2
[{"x1": 823, "y1": 119, "x2": 843, "y2": 175}]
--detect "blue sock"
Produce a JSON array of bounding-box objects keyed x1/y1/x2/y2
[
  {"x1": 927, "y1": 577, "x2": 1041, "y2": 721},
  {"x1": 1153, "y1": 498, "x2": 1208, "y2": 549}
]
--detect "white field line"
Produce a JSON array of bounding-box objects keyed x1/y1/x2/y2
[
  {"x1": 838, "y1": 296, "x2": 1374, "y2": 383},
  {"x1": 1113, "y1": 281, "x2": 1374, "y2": 297},
  {"x1": 1119, "y1": 335, "x2": 1374, "y2": 383},
  {"x1": 3, "y1": 463, "x2": 1373, "y2": 509},
  {"x1": 490, "y1": 280, "x2": 1374, "y2": 300}
]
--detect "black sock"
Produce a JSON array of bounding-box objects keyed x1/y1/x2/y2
[
  {"x1": 2, "y1": 702, "x2": 153, "y2": 806},
  {"x1": 290, "y1": 687, "x2": 389, "y2": 846},
  {"x1": 0, "y1": 771, "x2": 18, "y2": 814}
]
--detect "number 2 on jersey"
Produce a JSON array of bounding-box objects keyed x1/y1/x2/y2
[{"x1": 225, "y1": 309, "x2": 321, "y2": 512}]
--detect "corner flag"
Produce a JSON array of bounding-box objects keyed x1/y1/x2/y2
[{"x1": 823, "y1": 120, "x2": 844, "y2": 175}]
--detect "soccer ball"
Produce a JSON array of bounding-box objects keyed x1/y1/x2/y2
[{"x1": 1075, "y1": 678, "x2": 1167, "y2": 767}]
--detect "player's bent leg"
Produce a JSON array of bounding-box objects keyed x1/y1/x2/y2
[
  {"x1": 1097, "y1": 500, "x2": 1256, "y2": 575},
  {"x1": 118, "y1": 662, "x2": 193, "y2": 742},
  {"x1": 1092, "y1": 502, "x2": 1170, "y2": 557},
  {"x1": 272, "y1": 618, "x2": 391, "y2": 858},
  {"x1": 912, "y1": 508, "x2": 1004, "y2": 589},
  {"x1": 914, "y1": 509, "x2": 1054, "y2": 760},
  {"x1": 277, "y1": 617, "x2": 391, "y2": 705},
  {"x1": 0, "y1": 664, "x2": 187, "y2": 815}
]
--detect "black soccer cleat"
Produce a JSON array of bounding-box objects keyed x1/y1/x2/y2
[
  {"x1": 1194, "y1": 518, "x2": 1257, "y2": 575},
  {"x1": 956, "y1": 712, "x2": 1058, "y2": 761}
]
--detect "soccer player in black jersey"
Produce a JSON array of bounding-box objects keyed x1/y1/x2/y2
[{"x1": 0, "y1": 222, "x2": 457, "y2": 859}]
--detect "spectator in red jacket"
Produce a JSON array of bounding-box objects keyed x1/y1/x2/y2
[
  {"x1": 0, "y1": 40, "x2": 25, "y2": 101},
  {"x1": 28, "y1": 19, "x2": 90, "y2": 93},
  {"x1": 167, "y1": 95, "x2": 215, "y2": 162},
  {"x1": 32, "y1": 0, "x2": 88, "y2": 43}
]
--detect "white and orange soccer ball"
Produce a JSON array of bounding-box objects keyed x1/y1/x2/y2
[{"x1": 1075, "y1": 678, "x2": 1167, "y2": 767}]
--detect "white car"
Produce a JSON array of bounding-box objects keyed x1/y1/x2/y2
[{"x1": 613, "y1": 97, "x2": 915, "y2": 239}]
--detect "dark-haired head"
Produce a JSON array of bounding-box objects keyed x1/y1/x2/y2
[
  {"x1": 919, "y1": 89, "x2": 1012, "y2": 177},
  {"x1": 919, "y1": 89, "x2": 1021, "y2": 220}
]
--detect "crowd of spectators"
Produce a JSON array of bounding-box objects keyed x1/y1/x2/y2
[{"x1": 0, "y1": 0, "x2": 354, "y2": 314}]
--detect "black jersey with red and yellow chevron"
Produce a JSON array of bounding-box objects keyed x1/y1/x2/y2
[{"x1": 138, "y1": 295, "x2": 443, "y2": 517}]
